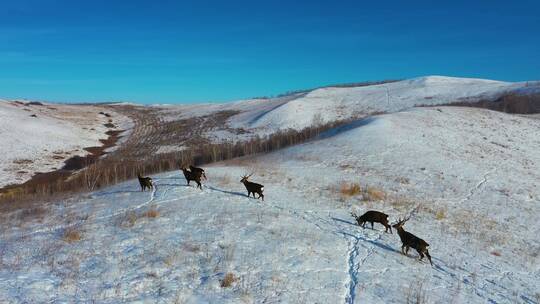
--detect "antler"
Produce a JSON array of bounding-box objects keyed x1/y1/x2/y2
[
  {"x1": 393, "y1": 216, "x2": 409, "y2": 225},
  {"x1": 397, "y1": 216, "x2": 410, "y2": 224},
  {"x1": 241, "y1": 172, "x2": 253, "y2": 179}
]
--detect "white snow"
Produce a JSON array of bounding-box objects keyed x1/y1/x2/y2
[
  {"x1": 1, "y1": 105, "x2": 539, "y2": 303},
  {"x1": 0, "y1": 101, "x2": 132, "y2": 187},
  {"x1": 152, "y1": 76, "x2": 540, "y2": 145}
]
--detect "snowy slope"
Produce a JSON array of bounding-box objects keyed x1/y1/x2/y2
[
  {"x1": 261, "y1": 106, "x2": 540, "y2": 302},
  {"x1": 152, "y1": 76, "x2": 540, "y2": 143},
  {"x1": 0, "y1": 101, "x2": 131, "y2": 188},
  {"x1": 1, "y1": 106, "x2": 539, "y2": 303}
]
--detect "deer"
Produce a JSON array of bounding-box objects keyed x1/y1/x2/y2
[
  {"x1": 181, "y1": 166, "x2": 203, "y2": 189},
  {"x1": 137, "y1": 174, "x2": 153, "y2": 192},
  {"x1": 189, "y1": 165, "x2": 207, "y2": 180},
  {"x1": 392, "y1": 217, "x2": 433, "y2": 265},
  {"x1": 240, "y1": 173, "x2": 264, "y2": 201},
  {"x1": 351, "y1": 210, "x2": 392, "y2": 233}
]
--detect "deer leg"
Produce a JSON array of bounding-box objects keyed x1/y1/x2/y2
[
  {"x1": 401, "y1": 245, "x2": 406, "y2": 255},
  {"x1": 417, "y1": 249, "x2": 424, "y2": 261},
  {"x1": 371, "y1": 222, "x2": 374, "y2": 229},
  {"x1": 425, "y1": 250, "x2": 433, "y2": 266},
  {"x1": 197, "y1": 181, "x2": 202, "y2": 189},
  {"x1": 260, "y1": 193, "x2": 264, "y2": 201},
  {"x1": 405, "y1": 246, "x2": 410, "y2": 255}
]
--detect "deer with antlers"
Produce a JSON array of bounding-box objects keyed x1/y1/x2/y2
[
  {"x1": 181, "y1": 166, "x2": 203, "y2": 189},
  {"x1": 392, "y1": 217, "x2": 432, "y2": 265},
  {"x1": 137, "y1": 173, "x2": 153, "y2": 192},
  {"x1": 240, "y1": 173, "x2": 264, "y2": 201}
]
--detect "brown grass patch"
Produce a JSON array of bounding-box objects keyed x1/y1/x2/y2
[
  {"x1": 490, "y1": 251, "x2": 501, "y2": 257},
  {"x1": 339, "y1": 164, "x2": 354, "y2": 170},
  {"x1": 63, "y1": 227, "x2": 82, "y2": 243},
  {"x1": 18, "y1": 206, "x2": 48, "y2": 221},
  {"x1": 337, "y1": 183, "x2": 387, "y2": 202},
  {"x1": 435, "y1": 209, "x2": 446, "y2": 220},
  {"x1": 340, "y1": 183, "x2": 362, "y2": 196},
  {"x1": 364, "y1": 186, "x2": 386, "y2": 201},
  {"x1": 220, "y1": 272, "x2": 237, "y2": 288},
  {"x1": 119, "y1": 211, "x2": 138, "y2": 228},
  {"x1": 387, "y1": 196, "x2": 417, "y2": 211},
  {"x1": 182, "y1": 242, "x2": 201, "y2": 253},
  {"x1": 143, "y1": 209, "x2": 159, "y2": 218}
]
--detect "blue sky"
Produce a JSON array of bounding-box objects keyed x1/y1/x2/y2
[{"x1": 1, "y1": 0, "x2": 539, "y2": 103}]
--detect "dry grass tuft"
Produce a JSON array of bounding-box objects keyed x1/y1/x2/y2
[
  {"x1": 182, "y1": 242, "x2": 201, "y2": 253},
  {"x1": 118, "y1": 211, "x2": 138, "y2": 228},
  {"x1": 220, "y1": 272, "x2": 237, "y2": 288},
  {"x1": 387, "y1": 197, "x2": 418, "y2": 211},
  {"x1": 340, "y1": 183, "x2": 362, "y2": 196},
  {"x1": 18, "y1": 206, "x2": 47, "y2": 221},
  {"x1": 405, "y1": 279, "x2": 428, "y2": 304},
  {"x1": 143, "y1": 209, "x2": 159, "y2": 218},
  {"x1": 63, "y1": 227, "x2": 82, "y2": 243},
  {"x1": 337, "y1": 182, "x2": 387, "y2": 202},
  {"x1": 364, "y1": 186, "x2": 386, "y2": 201},
  {"x1": 490, "y1": 251, "x2": 501, "y2": 257},
  {"x1": 435, "y1": 209, "x2": 446, "y2": 220}
]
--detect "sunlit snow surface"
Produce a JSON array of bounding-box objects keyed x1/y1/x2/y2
[
  {"x1": 0, "y1": 101, "x2": 132, "y2": 188},
  {"x1": 1, "y1": 105, "x2": 539, "y2": 303}
]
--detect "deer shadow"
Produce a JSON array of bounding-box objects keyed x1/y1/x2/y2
[
  {"x1": 340, "y1": 230, "x2": 402, "y2": 255},
  {"x1": 157, "y1": 176, "x2": 184, "y2": 181},
  {"x1": 206, "y1": 185, "x2": 248, "y2": 198},
  {"x1": 156, "y1": 183, "x2": 184, "y2": 187},
  {"x1": 331, "y1": 217, "x2": 357, "y2": 226},
  {"x1": 94, "y1": 189, "x2": 141, "y2": 197}
]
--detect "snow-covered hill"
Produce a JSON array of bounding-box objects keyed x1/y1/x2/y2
[
  {"x1": 1, "y1": 106, "x2": 539, "y2": 303},
  {"x1": 150, "y1": 76, "x2": 540, "y2": 144},
  {"x1": 2, "y1": 76, "x2": 538, "y2": 189},
  {"x1": 0, "y1": 101, "x2": 131, "y2": 188}
]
